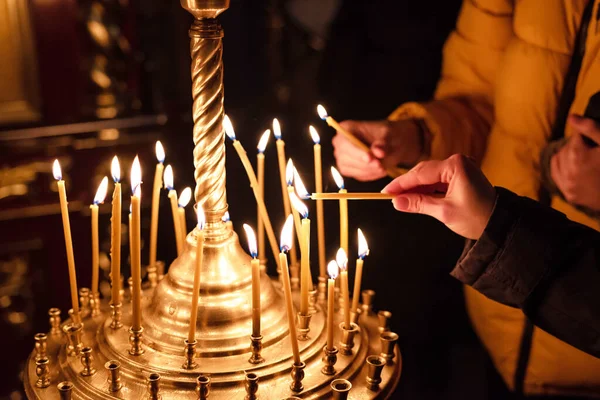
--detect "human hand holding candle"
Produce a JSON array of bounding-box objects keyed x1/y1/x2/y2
[
  {"x1": 150, "y1": 141, "x2": 165, "y2": 273},
  {"x1": 188, "y1": 204, "x2": 205, "y2": 343},
  {"x1": 289, "y1": 192, "x2": 310, "y2": 316},
  {"x1": 243, "y1": 224, "x2": 261, "y2": 338},
  {"x1": 53, "y1": 160, "x2": 81, "y2": 324},
  {"x1": 279, "y1": 215, "x2": 301, "y2": 365},
  {"x1": 164, "y1": 165, "x2": 183, "y2": 255},
  {"x1": 110, "y1": 156, "x2": 122, "y2": 306},
  {"x1": 91, "y1": 177, "x2": 108, "y2": 298},
  {"x1": 257, "y1": 129, "x2": 271, "y2": 263},
  {"x1": 331, "y1": 167, "x2": 348, "y2": 255},
  {"x1": 336, "y1": 248, "x2": 350, "y2": 329},
  {"x1": 351, "y1": 229, "x2": 369, "y2": 315},
  {"x1": 178, "y1": 187, "x2": 192, "y2": 246},
  {"x1": 310, "y1": 126, "x2": 327, "y2": 278},
  {"x1": 326, "y1": 261, "x2": 338, "y2": 350},
  {"x1": 130, "y1": 156, "x2": 142, "y2": 332}
]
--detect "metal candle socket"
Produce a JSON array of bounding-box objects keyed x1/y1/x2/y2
[
  {"x1": 308, "y1": 289, "x2": 318, "y2": 314},
  {"x1": 48, "y1": 307, "x2": 62, "y2": 335},
  {"x1": 331, "y1": 379, "x2": 352, "y2": 400},
  {"x1": 57, "y1": 381, "x2": 74, "y2": 399},
  {"x1": 90, "y1": 292, "x2": 101, "y2": 317},
  {"x1": 147, "y1": 373, "x2": 161, "y2": 400},
  {"x1": 105, "y1": 360, "x2": 122, "y2": 392},
  {"x1": 183, "y1": 339, "x2": 198, "y2": 369},
  {"x1": 317, "y1": 276, "x2": 327, "y2": 303},
  {"x1": 377, "y1": 310, "x2": 392, "y2": 333},
  {"x1": 79, "y1": 288, "x2": 91, "y2": 317},
  {"x1": 34, "y1": 333, "x2": 47, "y2": 361},
  {"x1": 380, "y1": 331, "x2": 399, "y2": 365},
  {"x1": 245, "y1": 372, "x2": 259, "y2": 400},
  {"x1": 289, "y1": 361, "x2": 306, "y2": 392},
  {"x1": 350, "y1": 308, "x2": 362, "y2": 325},
  {"x1": 321, "y1": 345, "x2": 338, "y2": 375},
  {"x1": 366, "y1": 355, "x2": 386, "y2": 390},
  {"x1": 80, "y1": 346, "x2": 96, "y2": 376},
  {"x1": 63, "y1": 323, "x2": 84, "y2": 357},
  {"x1": 248, "y1": 335, "x2": 264, "y2": 364},
  {"x1": 361, "y1": 290, "x2": 375, "y2": 315},
  {"x1": 110, "y1": 303, "x2": 123, "y2": 329},
  {"x1": 339, "y1": 322, "x2": 359, "y2": 355},
  {"x1": 196, "y1": 375, "x2": 210, "y2": 400},
  {"x1": 129, "y1": 327, "x2": 145, "y2": 355},
  {"x1": 296, "y1": 312, "x2": 313, "y2": 341},
  {"x1": 35, "y1": 357, "x2": 51, "y2": 388}
]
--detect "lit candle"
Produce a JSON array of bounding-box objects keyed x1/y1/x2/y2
[
  {"x1": 273, "y1": 119, "x2": 299, "y2": 268},
  {"x1": 351, "y1": 229, "x2": 369, "y2": 314},
  {"x1": 53, "y1": 160, "x2": 81, "y2": 324},
  {"x1": 130, "y1": 156, "x2": 142, "y2": 331},
  {"x1": 336, "y1": 248, "x2": 350, "y2": 329},
  {"x1": 163, "y1": 165, "x2": 183, "y2": 255},
  {"x1": 326, "y1": 260, "x2": 339, "y2": 350},
  {"x1": 110, "y1": 156, "x2": 122, "y2": 306},
  {"x1": 91, "y1": 177, "x2": 108, "y2": 298},
  {"x1": 243, "y1": 224, "x2": 261, "y2": 337},
  {"x1": 293, "y1": 169, "x2": 314, "y2": 289},
  {"x1": 178, "y1": 187, "x2": 192, "y2": 246},
  {"x1": 317, "y1": 104, "x2": 405, "y2": 178},
  {"x1": 309, "y1": 126, "x2": 326, "y2": 278},
  {"x1": 224, "y1": 116, "x2": 280, "y2": 271},
  {"x1": 256, "y1": 129, "x2": 271, "y2": 263},
  {"x1": 289, "y1": 192, "x2": 310, "y2": 316},
  {"x1": 188, "y1": 204, "x2": 205, "y2": 342},
  {"x1": 331, "y1": 167, "x2": 348, "y2": 255},
  {"x1": 310, "y1": 192, "x2": 395, "y2": 200},
  {"x1": 149, "y1": 141, "x2": 165, "y2": 274},
  {"x1": 279, "y1": 215, "x2": 301, "y2": 365},
  {"x1": 286, "y1": 159, "x2": 303, "y2": 248}
]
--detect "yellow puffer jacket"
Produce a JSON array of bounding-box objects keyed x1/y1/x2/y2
[{"x1": 390, "y1": 0, "x2": 600, "y2": 396}]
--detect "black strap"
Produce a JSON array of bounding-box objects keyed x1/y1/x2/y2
[{"x1": 515, "y1": 1, "x2": 596, "y2": 394}]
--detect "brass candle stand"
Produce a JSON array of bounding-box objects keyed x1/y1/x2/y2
[{"x1": 22, "y1": 0, "x2": 401, "y2": 397}]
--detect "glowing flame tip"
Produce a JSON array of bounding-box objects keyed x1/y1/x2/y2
[
  {"x1": 155, "y1": 141, "x2": 165, "y2": 163},
  {"x1": 336, "y1": 248, "x2": 348, "y2": 271},
  {"x1": 294, "y1": 169, "x2": 310, "y2": 200},
  {"x1": 317, "y1": 104, "x2": 328, "y2": 120},
  {"x1": 131, "y1": 156, "x2": 142, "y2": 195},
  {"x1": 178, "y1": 187, "x2": 192, "y2": 208},
  {"x1": 94, "y1": 176, "x2": 109, "y2": 204},
  {"x1": 327, "y1": 260, "x2": 339, "y2": 280},
  {"x1": 289, "y1": 192, "x2": 309, "y2": 219},
  {"x1": 257, "y1": 129, "x2": 271, "y2": 153},
  {"x1": 331, "y1": 166, "x2": 345, "y2": 189},
  {"x1": 358, "y1": 228, "x2": 369, "y2": 259},
  {"x1": 272, "y1": 118, "x2": 281, "y2": 139},
  {"x1": 243, "y1": 224, "x2": 258, "y2": 258},
  {"x1": 52, "y1": 159, "x2": 62, "y2": 181},
  {"x1": 163, "y1": 165, "x2": 174, "y2": 190},
  {"x1": 285, "y1": 159, "x2": 294, "y2": 186},
  {"x1": 222, "y1": 211, "x2": 230, "y2": 222},
  {"x1": 309, "y1": 125, "x2": 320, "y2": 144},
  {"x1": 196, "y1": 204, "x2": 205, "y2": 230},
  {"x1": 280, "y1": 215, "x2": 294, "y2": 252},
  {"x1": 223, "y1": 115, "x2": 236, "y2": 140},
  {"x1": 111, "y1": 156, "x2": 121, "y2": 183}
]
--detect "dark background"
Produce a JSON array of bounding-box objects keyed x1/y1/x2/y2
[{"x1": 0, "y1": 0, "x2": 502, "y2": 398}]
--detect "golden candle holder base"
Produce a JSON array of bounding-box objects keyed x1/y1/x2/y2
[
  {"x1": 321, "y1": 345, "x2": 338, "y2": 375},
  {"x1": 182, "y1": 339, "x2": 198, "y2": 369},
  {"x1": 57, "y1": 381, "x2": 73, "y2": 399},
  {"x1": 317, "y1": 276, "x2": 327, "y2": 304},
  {"x1": 245, "y1": 372, "x2": 259, "y2": 400},
  {"x1": 147, "y1": 373, "x2": 161, "y2": 399},
  {"x1": 196, "y1": 375, "x2": 210, "y2": 399},
  {"x1": 351, "y1": 308, "x2": 363, "y2": 325},
  {"x1": 105, "y1": 360, "x2": 122, "y2": 392},
  {"x1": 380, "y1": 331, "x2": 399, "y2": 365},
  {"x1": 248, "y1": 335, "x2": 264, "y2": 364},
  {"x1": 63, "y1": 323, "x2": 83, "y2": 357},
  {"x1": 79, "y1": 347, "x2": 96, "y2": 377},
  {"x1": 34, "y1": 333, "x2": 47, "y2": 361},
  {"x1": 90, "y1": 292, "x2": 101, "y2": 317},
  {"x1": 366, "y1": 355, "x2": 386, "y2": 391},
  {"x1": 339, "y1": 322, "x2": 359, "y2": 356},
  {"x1": 296, "y1": 312, "x2": 313, "y2": 341},
  {"x1": 289, "y1": 361, "x2": 306, "y2": 392},
  {"x1": 331, "y1": 379, "x2": 352, "y2": 399},
  {"x1": 78, "y1": 288, "x2": 91, "y2": 318},
  {"x1": 35, "y1": 357, "x2": 50, "y2": 388},
  {"x1": 110, "y1": 303, "x2": 123, "y2": 329},
  {"x1": 48, "y1": 308, "x2": 62, "y2": 335},
  {"x1": 128, "y1": 327, "x2": 145, "y2": 356}
]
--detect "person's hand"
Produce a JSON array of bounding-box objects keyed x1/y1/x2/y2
[
  {"x1": 551, "y1": 114, "x2": 600, "y2": 211},
  {"x1": 332, "y1": 119, "x2": 423, "y2": 181},
  {"x1": 382, "y1": 154, "x2": 496, "y2": 240}
]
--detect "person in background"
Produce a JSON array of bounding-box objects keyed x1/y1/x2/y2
[
  {"x1": 333, "y1": 0, "x2": 600, "y2": 398},
  {"x1": 382, "y1": 153, "x2": 600, "y2": 361}
]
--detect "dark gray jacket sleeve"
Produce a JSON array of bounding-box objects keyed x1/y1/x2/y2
[{"x1": 451, "y1": 187, "x2": 600, "y2": 358}]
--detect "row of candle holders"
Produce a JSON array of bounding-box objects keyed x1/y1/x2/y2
[{"x1": 32, "y1": 282, "x2": 399, "y2": 398}]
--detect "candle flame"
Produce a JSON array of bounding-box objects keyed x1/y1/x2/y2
[
  {"x1": 94, "y1": 176, "x2": 109, "y2": 204},
  {"x1": 133, "y1": 184, "x2": 142, "y2": 198},
  {"x1": 331, "y1": 166, "x2": 345, "y2": 189},
  {"x1": 197, "y1": 203, "x2": 205, "y2": 230},
  {"x1": 358, "y1": 228, "x2": 369, "y2": 259},
  {"x1": 222, "y1": 211, "x2": 230, "y2": 222},
  {"x1": 289, "y1": 192, "x2": 309, "y2": 219},
  {"x1": 111, "y1": 156, "x2": 121, "y2": 183},
  {"x1": 309, "y1": 125, "x2": 320, "y2": 144},
  {"x1": 327, "y1": 260, "x2": 339, "y2": 280},
  {"x1": 257, "y1": 129, "x2": 271, "y2": 153},
  {"x1": 317, "y1": 104, "x2": 328, "y2": 120},
  {"x1": 336, "y1": 248, "x2": 348, "y2": 271},
  {"x1": 243, "y1": 223, "x2": 258, "y2": 258},
  {"x1": 155, "y1": 141, "x2": 165, "y2": 163},
  {"x1": 224, "y1": 115, "x2": 236, "y2": 140},
  {"x1": 178, "y1": 187, "x2": 192, "y2": 208},
  {"x1": 163, "y1": 165, "x2": 174, "y2": 190},
  {"x1": 273, "y1": 118, "x2": 281, "y2": 140},
  {"x1": 285, "y1": 159, "x2": 294, "y2": 186},
  {"x1": 280, "y1": 214, "x2": 294, "y2": 252},
  {"x1": 52, "y1": 159, "x2": 62, "y2": 181},
  {"x1": 293, "y1": 169, "x2": 310, "y2": 200},
  {"x1": 131, "y1": 156, "x2": 142, "y2": 195}
]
